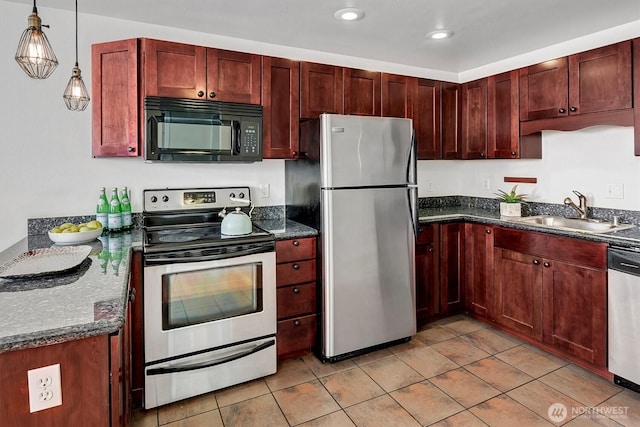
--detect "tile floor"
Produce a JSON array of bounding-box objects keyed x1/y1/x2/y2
[{"x1": 131, "y1": 315, "x2": 640, "y2": 426}]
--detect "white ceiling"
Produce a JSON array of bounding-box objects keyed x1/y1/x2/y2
[{"x1": 9, "y1": 0, "x2": 640, "y2": 75}]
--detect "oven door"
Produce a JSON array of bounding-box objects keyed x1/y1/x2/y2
[{"x1": 143, "y1": 250, "x2": 276, "y2": 363}]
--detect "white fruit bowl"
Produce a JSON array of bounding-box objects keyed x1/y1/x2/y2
[{"x1": 48, "y1": 227, "x2": 103, "y2": 245}]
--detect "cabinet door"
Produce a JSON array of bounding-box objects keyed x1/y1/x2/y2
[
  {"x1": 91, "y1": 39, "x2": 139, "y2": 157},
  {"x1": 542, "y1": 260, "x2": 606, "y2": 366},
  {"x1": 519, "y1": 57, "x2": 568, "y2": 121},
  {"x1": 381, "y1": 73, "x2": 416, "y2": 118},
  {"x1": 142, "y1": 39, "x2": 207, "y2": 99},
  {"x1": 494, "y1": 248, "x2": 543, "y2": 340},
  {"x1": 206, "y1": 48, "x2": 261, "y2": 104},
  {"x1": 488, "y1": 71, "x2": 520, "y2": 159},
  {"x1": 568, "y1": 41, "x2": 632, "y2": 115},
  {"x1": 416, "y1": 224, "x2": 439, "y2": 323},
  {"x1": 441, "y1": 82, "x2": 462, "y2": 159},
  {"x1": 262, "y1": 57, "x2": 300, "y2": 159},
  {"x1": 440, "y1": 223, "x2": 464, "y2": 314},
  {"x1": 414, "y1": 79, "x2": 441, "y2": 159},
  {"x1": 461, "y1": 78, "x2": 488, "y2": 159},
  {"x1": 464, "y1": 224, "x2": 494, "y2": 319},
  {"x1": 343, "y1": 69, "x2": 381, "y2": 116},
  {"x1": 300, "y1": 62, "x2": 343, "y2": 119}
]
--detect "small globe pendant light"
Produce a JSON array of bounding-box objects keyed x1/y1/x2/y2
[
  {"x1": 15, "y1": 0, "x2": 58, "y2": 79},
  {"x1": 63, "y1": 0, "x2": 90, "y2": 111}
]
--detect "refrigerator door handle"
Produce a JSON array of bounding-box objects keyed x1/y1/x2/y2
[
  {"x1": 409, "y1": 186, "x2": 419, "y2": 238},
  {"x1": 408, "y1": 129, "x2": 417, "y2": 186}
]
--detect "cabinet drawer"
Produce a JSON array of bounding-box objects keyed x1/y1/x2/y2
[
  {"x1": 277, "y1": 282, "x2": 316, "y2": 319},
  {"x1": 276, "y1": 259, "x2": 316, "y2": 287},
  {"x1": 277, "y1": 314, "x2": 317, "y2": 358},
  {"x1": 416, "y1": 224, "x2": 436, "y2": 245},
  {"x1": 276, "y1": 238, "x2": 316, "y2": 263}
]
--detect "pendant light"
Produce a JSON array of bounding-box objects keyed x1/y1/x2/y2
[
  {"x1": 63, "y1": 0, "x2": 90, "y2": 111},
  {"x1": 14, "y1": 0, "x2": 58, "y2": 79}
]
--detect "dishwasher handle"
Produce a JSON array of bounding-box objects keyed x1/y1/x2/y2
[{"x1": 608, "y1": 247, "x2": 640, "y2": 277}]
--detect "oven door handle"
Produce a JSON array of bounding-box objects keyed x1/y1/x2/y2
[
  {"x1": 145, "y1": 245, "x2": 272, "y2": 264},
  {"x1": 147, "y1": 339, "x2": 275, "y2": 376}
]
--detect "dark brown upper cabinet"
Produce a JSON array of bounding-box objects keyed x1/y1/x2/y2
[
  {"x1": 300, "y1": 62, "x2": 343, "y2": 119},
  {"x1": 381, "y1": 73, "x2": 416, "y2": 118},
  {"x1": 520, "y1": 41, "x2": 632, "y2": 121},
  {"x1": 343, "y1": 69, "x2": 381, "y2": 116},
  {"x1": 414, "y1": 79, "x2": 441, "y2": 160},
  {"x1": 262, "y1": 56, "x2": 300, "y2": 159},
  {"x1": 461, "y1": 78, "x2": 488, "y2": 159},
  {"x1": 441, "y1": 82, "x2": 462, "y2": 159},
  {"x1": 142, "y1": 39, "x2": 261, "y2": 104}
]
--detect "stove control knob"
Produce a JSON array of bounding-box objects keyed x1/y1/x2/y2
[
  {"x1": 229, "y1": 192, "x2": 236, "y2": 199},
  {"x1": 238, "y1": 192, "x2": 245, "y2": 199},
  {"x1": 162, "y1": 195, "x2": 169, "y2": 202},
  {"x1": 150, "y1": 196, "x2": 157, "y2": 203}
]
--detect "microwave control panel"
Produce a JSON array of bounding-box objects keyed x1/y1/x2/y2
[{"x1": 241, "y1": 122, "x2": 260, "y2": 156}]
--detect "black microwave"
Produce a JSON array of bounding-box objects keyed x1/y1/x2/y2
[{"x1": 144, "y1": 97, "x2": 262, "y2": 162}]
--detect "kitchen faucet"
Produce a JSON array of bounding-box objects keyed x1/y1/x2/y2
[{"x1": 564, "y1": 190, "x2": 588, "y2": 219}]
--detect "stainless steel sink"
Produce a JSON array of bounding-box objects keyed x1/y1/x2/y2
[{"x1": 514, "y1": 215, "x2": 635, "y2": 234}]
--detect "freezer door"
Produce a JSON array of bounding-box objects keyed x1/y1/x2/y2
[
  {"x1": 320, "y1": 114, "x2": 414, "y2": 188},
  {"x1": 321, "y1": 187, "x2": 416, "y2": 358}
]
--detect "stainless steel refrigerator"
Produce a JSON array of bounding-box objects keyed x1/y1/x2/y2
[{"x1": 285, "y1": 114, "x2": 417, "y2": 362}]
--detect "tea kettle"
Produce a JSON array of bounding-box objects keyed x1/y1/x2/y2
[{"x1": 219, "y1": 199, "x2": 253, "y2": 235}]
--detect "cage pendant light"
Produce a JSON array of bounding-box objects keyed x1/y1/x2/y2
[
  {"x1": 63, "y1": 0, "x2": 90, "y2": 111},
  {"x1": 15, "y1": 0, "x2": 58, "y2": 79}
]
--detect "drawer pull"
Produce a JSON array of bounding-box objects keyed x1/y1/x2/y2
[
  {"x1": 293, "y1": 287, "x2": 300, "y2": 294},
  {"x1": 293, "y1": 263, "x2": 300, "y2": 270},
  {"x1": 533, "y1": 259, "x2": 540, "y2": 265},
  {"x1": 294, "y1": 320, "x2": 301, "y2": 326},
  {"x1": 485, "y1": 229, "x2": 491, "y2": 234},
  {"x1": 293, "y1": 240, "x2": 300, "y2": 246},
  {"x1": 543, "y1": 262, "x2": 550, "y2": 268}
]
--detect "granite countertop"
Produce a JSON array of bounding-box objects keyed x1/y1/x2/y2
[
  {"x1": 418, "y1": 206, "x2": 640, "y2": 247},
  {"x1": 255, "y1": 219, "x2": 318, "y2": 239},
  {"x1": 0, "y1": 231, "x2": 138, "y2": 354}
]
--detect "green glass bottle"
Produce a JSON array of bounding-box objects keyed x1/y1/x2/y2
[
  {"x1": 107, "y1": 187, "x2": 122, "y2": 232},
  {"x1": 120, "y1": 187, "x2": 132, "y2": 230},
  {"x1": 96, "y1": 187, "x2": 109, "y2": 229}
]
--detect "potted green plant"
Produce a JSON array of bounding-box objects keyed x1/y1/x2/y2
[{"x1": 495, "y1": 185, "x2": 527, "y2": 217}]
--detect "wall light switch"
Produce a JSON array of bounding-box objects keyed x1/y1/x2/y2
[
  {"x1": 259, "y1": 183, "x2": 270, "y2": 198},
  {"x1": 27, "y1": 364, "x2": 62, "y2": 413}
]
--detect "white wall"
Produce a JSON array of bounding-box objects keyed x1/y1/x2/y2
[{"x1": 1, "y1": 1, "x2": 639, "y2": 251}]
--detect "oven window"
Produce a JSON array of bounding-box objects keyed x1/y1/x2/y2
[{"x1": 162, "y1": 262, "x2": 263, "y2": 330}]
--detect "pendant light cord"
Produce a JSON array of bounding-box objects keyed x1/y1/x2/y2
[{"x1": 74, "y1": 0, "x2": 79, "y2": 67}]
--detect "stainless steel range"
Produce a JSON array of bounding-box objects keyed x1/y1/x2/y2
[{"x1": 142, "y1": 187, "x2": 276, "y2": 409}]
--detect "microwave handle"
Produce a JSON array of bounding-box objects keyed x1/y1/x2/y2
[{"x1": 231, "y1": 120, "x2": 241, "y2": 154}]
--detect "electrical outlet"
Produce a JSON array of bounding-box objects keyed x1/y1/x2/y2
[
  {"x1": 426, "y1": 182, "x2": 434, "y2": 192},
  {"x1": 259, "y1": 183, "x2": 270, "y2": 198},
  {"x1": 482, "y1": 178, "x2": 490, "y2": 190},
  {"x1": 27, "y1": 364, "x2": 62, "y2": 413},
  {"x1": 605, "y1": 183, "x2": 624, "y2": 199}
]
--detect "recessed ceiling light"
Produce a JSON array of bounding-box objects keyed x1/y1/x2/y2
[
  {"x1": 334, "y1": 8, "x2": 365, "y2": 21},
  {"x1": 425, "y1": 30, "x2": 454, "y2": 40}
]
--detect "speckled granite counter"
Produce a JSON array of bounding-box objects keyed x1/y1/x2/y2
[
  {"x1": 418, "y1": 206, "x2": 640, "y2": 247},
  {"x1": 255, "y1": 219, "x2": 317, "y2": 239},
  {"x1": 0, "y1": 231, "x2": 139, "y2": 353}
]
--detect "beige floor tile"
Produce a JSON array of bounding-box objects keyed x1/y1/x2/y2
[
  {"x1": 319, "y1": 367, "x2": 385, "y2": 408},
  {"x1": 429, "y1": 314, "x2": 468, "y2": 327},
  {"x1": 157, "y1": 393, "x2": 217, "y2": 425},
  {"x1": 273, "y1": 380, "x2": 341, "y2": 425},
  {"x1": 601, "y1": 389, "x2": 640, "y2": 426},
  {"x1": 439, "y1": 318, "x2": 487, "y2": 335},
  {"x1": 563, "y1": 414, "x2": 625, "y2": 426},
  {"x1": 265, "y1": 357, "x2": 316, "y2": 391},
  {"x1": 470, "y1": 394, "x2": 554, "y2": 427},
  {"x1": 359, "y1": 355, "x2": 424, "y2": 392},
  {"x1": 495, "y1": 345, "x2": 565, "y2": 378},
  {"x1": 465, "y1": 356, "x2": 533, "y2": 392},
  {"x1": 296, "y1": 410, "x2": 356, "y2": 427},
  {"x1": 386, "y1": 337, "x2": 426, "y2": 354},
  {"x1": 459, "y1": 327, "x2": 522, "y2": 354},
  {"x1": 390, "y1": 381, "x2": 464, "y2": 425},
  {"x1": 352, "y1": 347, "x2": 395, "y2": 366},
  {"x1": 214, "y1": 378, "x2": 270, "y2": 408},
  {"x1": 414, "y1": 325, "x2": 457, "y2": 345},
  {"x1": 131, "y1": 408, "x2": 158, "y2": 427},
  {"x1": 507, "y1": 379, "x2": 583, "y2": 424},
  {"x1": 430, "y1": 410, "x2": 488, "y2": 427},
  {"x1": 429, "y1": 367, "x2": 501, "y2": 408},
  {"x1": 164, "y1": 409, "x2": 224, "y2": 427},
  {"x1": 395, "y1": 345, "x2": 459, "y2": 378},
  {"x1": 219, "y1": 394, "x2": 288, "y2": 426},
  {"x1": 539, "y1": 365, "x2": 623, "y2": 407},
  {"x1": 521, "y1": 343, "x2": 571, "y2": 367},
  {"x1": 430, "y1": 337, "x2": 491, "y2": 366},
  {"x1": 344, "y1": 394, "x2": 421, "y2": 427},
  {"x1": 301, "y1": 353, "x2": 357, "y2": 378}
]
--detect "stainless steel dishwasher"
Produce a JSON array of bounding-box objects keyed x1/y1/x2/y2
[{"x1": 608, "y1": 246, "x2": 640, "y2": 393}]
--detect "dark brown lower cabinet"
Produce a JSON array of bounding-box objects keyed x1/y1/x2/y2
[
  {"x1": 439, "y1": 223, "x2": 464, "y2": 315},
  {"x1": 416, "y1": 224, "x2": 439, "y2": 324},
  {"x1": 464, "y1": 224, "x2": 494, "y2": 319}
]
